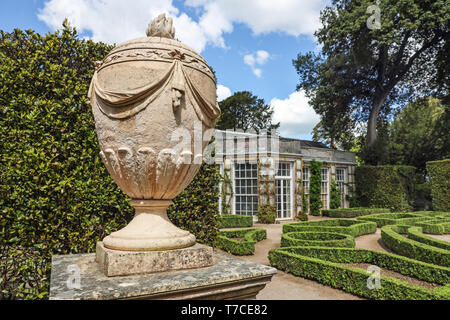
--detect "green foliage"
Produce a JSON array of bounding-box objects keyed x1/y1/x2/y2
[
  {"x1": 297, "y1": 188, "x2": 308, "y2": 221},
  {"x1": 269, "y1": 247, "x2": 450, "y2": 300},
  {"x1": 256, "y1": 204, "x2": 277, "y2": 224},
  {"x1": 283, "y1": 219, "x2": 377, "y2": 238},
  {"x1": 216, "y1": 91, "x2": 280, "y2": 133},
  {"x1": 0, "y1": 27, "x2": 221, "y2": 299},
  {"x1": 214, "y1": 228, "x2": 266, "y2": 255},
  {"x1": 329, "y1": 180, "x2": 342, "y2": 209},
  {"x1": 355, "y1": 165, "x2": 417, "y2": 211},
  {"x1": 357, "y1": 212, "x2": 430, "y2": 227},
  {"x1": 427, "y1": 159, "x2": 450, "y2": 211},
  {"x1": 281, "y1": 232, "x2": 355, "y2": 248},
  {"x1": 407, "y1": 226, "x2": 450, "y2": 251},
  {"x1": 293, "y1": 0, "x2": 449, "y2": 152},
  {"x1": 167, "y1": 164, "x2": 221, "y2": 246},
  {"x1": 309, "y1": 160, "x2": 323, "y2": 216},
  {"x1": 218, "y1": 214, "x2": 253, "y2": 228},
  {"x1": 322, "y1": 207, "x2": 390, "y2": 218},
  {"x1": 388, "y1": 98, "x2": 449, "y2": 173},
  {"x1": 415, "y1": 218, "x2": 450, "y2": 235},
  {"x1": 381, "y1": 225, "x2": 450, "y2": 267}
]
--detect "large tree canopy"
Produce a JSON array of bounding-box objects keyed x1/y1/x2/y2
[
  {"x1": 294, "y1": 0, "x2": 449, "y2": 158},
  {"x1": 216, "y1": 91, "x2": 280, "y2": 133},
  {"x1": 388, "y1": 97, "x2": 449, "y2": 173}
]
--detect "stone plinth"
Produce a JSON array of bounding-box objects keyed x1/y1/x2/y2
[
  {"x1": 49, "y1": 250, "x2": 277, "y2": 300},
  {"x1": 96, "y1": 242, "x2": 213, "y2": 277}
]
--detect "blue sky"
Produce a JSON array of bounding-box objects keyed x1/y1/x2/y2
[{"x1": 0, "y1": 0, "x2": 329, "y2": 140}]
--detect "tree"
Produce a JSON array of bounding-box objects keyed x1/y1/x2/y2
[
  {"x1": 294, "y1": 0, "x2": 449, "y2": 161},
  {"x1": 388, "y1": 97, "x2": 449, "y2": 173},
  {"x1": 216, "y1": 91, "x2": 280, "y2": 133}
]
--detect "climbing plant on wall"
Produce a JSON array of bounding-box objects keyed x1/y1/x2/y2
[{"x1": 309, "y1": 160, "x2": 323, "y2": 216}]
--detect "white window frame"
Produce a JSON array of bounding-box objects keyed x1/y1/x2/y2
[
  {"x1": 275, "y1": 162, "x2": 294, "y2": 220},
  {"x1": 336, "y1": 168, "x2": 347, "y2": 208},
  {"x1": 232, "y1": 162, "x2": 258, "y2": 217},
  {"x1": 321, "y1": 167, "x2": 329, "y2": 210}
]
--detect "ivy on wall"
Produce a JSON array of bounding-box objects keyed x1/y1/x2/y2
[{"x1": 309, "y1": 160, "x2": 323, "y2": 216}]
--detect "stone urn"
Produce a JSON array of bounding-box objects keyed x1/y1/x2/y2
[{"x1": 88, "y1": 14, "x2": 220, "y2": 252}]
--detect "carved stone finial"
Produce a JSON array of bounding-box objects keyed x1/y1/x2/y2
[{"x1": 146, "y1": 13, "x2": 175, "y2": 39}]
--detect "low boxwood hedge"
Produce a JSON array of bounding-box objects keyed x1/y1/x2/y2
[
  {"x1": 214, "y1": 228, "x2": 266, "y2": 255},
  {"x1": 381, "y1": 225, "x2": 450, "y2": 267},
  {"x1": 415, "y1": 219, "x2": 450, "y2": 235},
  {"x1": 283, "y1": 219, "x2": 377, "y2": 237},
  {"x1": 322, "y1": 207, "x2": 390, "y2": 218},
  {"x1": 268, "y1": 246, "x2": 450, "y2": 300},
  {"x1": 357, "y1": 212, "x2": 433, "y2": 227},
  {"x1": 281, "y1": 232, "x2": 355, "y2": 248},
  {"x1": 218, "y1": 214, "x2": 253, "y2": 228},
  {"x1": 407, "y1": 226, "x2": 450, "y2": 251}
]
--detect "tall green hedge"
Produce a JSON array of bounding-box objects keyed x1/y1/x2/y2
[
  {"x1": 355, "y1": 165, "x2": 416, "y2": 211},
  {"x1": 0, "y1": 26, "x2": 220, "y2": 299},
  {"x1": 427, "y1": 159, "x2": 450, "y2": 211}
]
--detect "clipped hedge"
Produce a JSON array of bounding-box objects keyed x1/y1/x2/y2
[
  {"x1": 381, "y1": 225, "x2": 450, "y2": 267},
  {"x1": 322, "y1": 207, "x2": 390, "y2": 218},
  {"x1": 357, "y1": 212, "x2": 432, "y2": 227},
  {"x1": 0, "y1": 27, "x2": 221, "y2": 299},
  {"x1": 268, "y1": 246, "x2": 450, "y2": 300},
  {"x1": 281, "y1": 232, "x2": 355, "y2": 248},
  {"x1": 283, "y1": 219, "x2": 377, "y2": 237},
  {"x1": 215, "y1": 228, "x2": 266, "y2": 255},
  {"x1": 407, "y1": 226, "x2": 450, "y2": 251},
  {"x1": 415, "y1": 219, "x2": 450, "y2": 235},
  {"x1": 355, "y1": 165, "x2": 416, "y2": 211},
  {"x1": 427, "y1": 159, "x2": 450, "y2": 212},
  {"x1": 218, "y1": 214, "x2": 253, "y2": 228}
]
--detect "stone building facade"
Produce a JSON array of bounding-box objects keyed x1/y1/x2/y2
[{"x1": 214, "y1": 130, "x2": 357, "y2": 220}]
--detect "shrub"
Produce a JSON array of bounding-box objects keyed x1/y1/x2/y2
[
  {"x1": 214, "y1": 228, "x2": 266, "y2": 255},
  {"x1": 427, "y1": 159, "x2": 450, "y2": 211},
  {"x1": 357, "y1": 211, "x2": 450, "y2": 228},
  {"x1": 309, "y1": 160, "x2": 323, "y2": 216},
  {"x1": 283, "y1": 219, "x2": 377, "y2": 237},
  {"x1": 413, "y1": 219, "x2": 450, "y2": 235},
  {"x1": 167, "y1": 163, "x2": 221, "y2": 246},
  {"x1": 407, "y1": 226, "x2": 450, "y2": 251},
  {"x1": 322, "y1": 207, "x2": 390, "y2": 218},
  {"x1": 256, "y1": 204, "x2": 277, "y2": 224},
  {"x1": 355, "y1": 165, "x2": 416, "y2": 211},
  {"x1": 218, "y1": 214, "x2": 253, "y2": 228},
  {"x1": 381, "y1": 225, "x2": 450, "y2": 267},
  {"x1": 281, "y1": 232, "x2": 355, "y2": 248},
  {"x1": 268, "y1": 246, "x2": 450, "y2": 300}
]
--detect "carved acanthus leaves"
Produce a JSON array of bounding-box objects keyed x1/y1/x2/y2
[{"x1": 100, "y1": 146, "x2": 202, "y2": 199}]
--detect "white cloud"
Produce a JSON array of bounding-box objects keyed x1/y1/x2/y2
[
  {"x1": 270, "y1": 91, "x2": 320, "y2": 138},
  {"x1": 244, "y1": 50, "x2": 270, "y2": 77},
  {"x1": 217, "y1": 84, "x2": 232, "y2": 101},
  {"x1": 37, "y1": 0, "x2": 328, "y2": 52}
]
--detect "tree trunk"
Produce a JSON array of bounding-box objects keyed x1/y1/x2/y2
[{"x1": 366, "y1": 97, "x2": 385, "y2": 148}]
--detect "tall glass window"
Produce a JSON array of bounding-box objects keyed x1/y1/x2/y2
[
  {"x1": 276, "y1": 162, "x2": 292, "y2": 219},
  {"x1": 321, "y1": 168, "x2": 329, "y2": 209},
  {"x1": 234, "y1": 163, "x2": 258, "y2": 216},
  {"x1": 336, "y1": 168, "x2": 346, "y2": 207}
]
